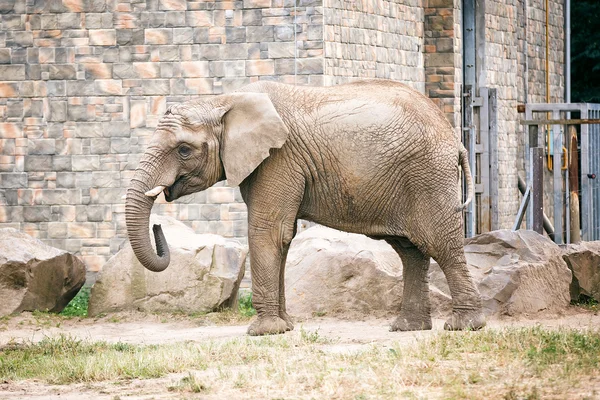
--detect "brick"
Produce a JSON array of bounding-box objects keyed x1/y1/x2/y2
[
  {"x1": 89, "y1": 29, "x2": 116, "y2": 46},
  {"x1": 268, "y1": 42, "x2": 295, "y2": 58},
  {"x1": 248, "y1": 26, "x2": 274, "y2": 42},
  {"x1": 24, "y1": 156, "x2": 53, "y2": 171},
  {"x1": 243, "y1": 0, "x2": 271, "y2": 8},
  {"x1": 72, "y1": 155, "x2": 100, "y2": 171},
  {"x1": 186, "y1": 11, "x2": 213, "y2": 27},
  {"x1": 246, "y1": 60, "x2": 274, "y2": 76},
  {"x1": 173, "y1": 27, "x2": 194, "y2": 44},
  {"x1": 180, "y1": 61, "x2": 209, "y2": 77},
  {"x1": 28, "y1": 139, "x2": 56, "y2": 155},
  {"x1": 0, "y1": 65, "x2": 25, "y2": 81},
  {"x1": 226, "y1": 27, "x2": 246, "y2": 43},
  {"x1": 95, "y1": 79, "x2": 123, "y2": 95},
  {"x1": 166, "y1": 11, "x2": 186, "y2": 27},
  {"x1": 210, "y1": 60, "x2": 245, "y2": 77},
  {"x1": 91, "y1": 138, "x2": 110, "y2": 154},
  {"x1": 0, "y1": 173, "x2": 27, "y2": 188},
  {"x1": 145, "y1": 28, "x2": 173, "y2": 44},
  {"x1": 68, "y1": 222, "x2": 96, "y2": 238},
  {"x1": 23, "y1": 206, "x2": 51, "y2": 222},
  {"x1": 159, "y1": 0, "x2": 187, "y2": 10},
  {"x1": 48, "y1": 64, "x2": 77, "y2": 80}
]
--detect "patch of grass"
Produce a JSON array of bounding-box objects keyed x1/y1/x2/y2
[
  {"x1": 167, "y1": 372, "x2": 209, "y2": 393},
  {"x1": 2, "y1": 327, "x2": 599, "y2": 399},
  {"x1": 60, "y1": 286, "x2": 90, "y2": 318},
  {"x1": 238, "y1": 291, "x2": 256, "y2": 317},
  {"x1": 572, "y1": 294, "x2": 599, "y2": 312}
]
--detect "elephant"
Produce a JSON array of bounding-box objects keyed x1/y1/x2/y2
[{"x1": 125, "y1": 79, "x2": 486, "y2": 336}]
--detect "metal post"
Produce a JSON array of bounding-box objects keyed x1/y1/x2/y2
[
  {"x1": 568, "y1": 125, "x2": 581, "y2": 242},
  {"x1": 526, "y1": 124, "x2": 538, "y2": 229},
  {"x1": 462, "y1": 85, "x2": 476, "y2": 237},
  {"x1": 552, "y1": 111, "x2": 563, "y2": 243},
  {"x1": 530, "y1": 147, "x2": 544, "y2": 234},
  {"x1": 480, "y1": 87, "x2": 491, "y2": 231},
  {"x1": 580, "y1": 105, "x2": 591, "y2": 240},
  {"x1": 489, "y1": 88, "x2": 499, "y2": 230}
]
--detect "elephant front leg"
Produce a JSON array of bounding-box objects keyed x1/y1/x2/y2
[
  {"x1": 387, "y1": 239, "x2": 432, "y2": 331},
  {"x1": 246, "y1": 220, "x2": 297, "y2": 336},
  {"x1": 278, "y1": 240, "x2": 294, "y2": 331}
]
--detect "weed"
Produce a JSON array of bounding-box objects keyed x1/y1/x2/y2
[
  {"x1": 168, "y1": 372, "x2": 209, "y2": 393},
  {"x1": 60, "y1": 286, "x2": 91, "y2": 318},
  {"x1": 572, "y1": 294, "x2": 599, "y2": 312},
  {"x1": 238, "y1": 291, "x2": 256, "y2": 317}
]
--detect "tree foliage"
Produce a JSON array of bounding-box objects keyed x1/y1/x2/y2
[{"x1": 571, "y1": 0, "x2": 600, "y2": 103}]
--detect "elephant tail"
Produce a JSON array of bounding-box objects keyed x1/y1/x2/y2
[{"x1": 457, "y1": 145, "x2": 474, "y2": 212}]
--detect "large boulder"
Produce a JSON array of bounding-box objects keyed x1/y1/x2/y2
[
  {"x1": 430, "y1": 230, "x2": 572, "y2": 316},
  {"x1": 284, "y1": 226, "x2": 449, "y2": 318},
  {"x1": 285, "y1": 227, "x2": 572, "y2": 318},
  {"x1": 0, "y1": 228, "x2": 86, "y2": 316},
  {"x1": 88, "y1": 215, "x2": 248, "y2": 316},
  {"x1": 562, "y1": 241, "x2": 600, "y2": 302}
]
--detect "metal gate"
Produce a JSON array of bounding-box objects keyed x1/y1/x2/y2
[{"x1": 522, "y1": 103, "x2": 600, "y2": 242}]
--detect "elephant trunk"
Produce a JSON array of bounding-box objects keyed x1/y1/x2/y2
[{"x1": 125, "y1": 169, "x2": 170, "y2": 272}]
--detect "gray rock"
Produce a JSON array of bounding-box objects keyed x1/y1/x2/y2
[
  {"x1": 0, "y1": 228, "x2": 86, "y2": 316},
  {"x1": 562, "y1": 241, "x2": 600, "y2": 302},
  {"x1": 430, "y1": 229, "x2": 572, "y2": 316},
  {"x1": 286, "y1": 227, "x2": 572, "y2": 319},
  {"x1": 284, "y1": 226, "x2": 405, "y2": 318},
  {"x1": 88, "y1": 215, "x2": 248, "y2": 316}
]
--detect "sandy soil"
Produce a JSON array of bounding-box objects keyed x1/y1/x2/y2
[{"x1": 1, "y1": 307, "x2": 598, "y2": 399}]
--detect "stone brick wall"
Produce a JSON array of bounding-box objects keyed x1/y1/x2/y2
[
  {"x1": 0, "y1": 0, "x2": 324, "y2": 273},
  {"x1": 485, "y1": 0, "x2": 564, "y2": 228},
  {"x1": 0, "y1": 0, "x2": 566, "y2": 276},
  {"x1": 322, "y1": 0, "x2": 425, "y2": 91}
]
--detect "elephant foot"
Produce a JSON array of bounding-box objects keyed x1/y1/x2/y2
[
  {"x1": 390, "y1": 314, "x2": 432, "y2": 332},
  {"x1": 247, "y1": 316, "x2": 289, "y2": 336},
  {"x1": 444, "y1": 309, "x2": 486, "y2": 331},
  {"x1": 279, "y1": 311, "x2": 294, "y2": 331}
]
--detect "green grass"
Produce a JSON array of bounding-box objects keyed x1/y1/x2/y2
[
  {"x1": 60, "y1": 286, "x2": 91, "y2": 317},
  {"x1": 1, "y1": 326, "x2": 598, "y2": 399},
  {"x1": 238, "y1": 291, "x2": 256, "y2": 317}
]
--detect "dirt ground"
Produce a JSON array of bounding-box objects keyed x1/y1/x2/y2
[{"x1": 1, "y1": 307, "x2": 598, "y2": 400}]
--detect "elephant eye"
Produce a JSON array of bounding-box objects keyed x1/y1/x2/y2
[{"x1": 178, "y1": 144, "x2": 192, "y2": 158}]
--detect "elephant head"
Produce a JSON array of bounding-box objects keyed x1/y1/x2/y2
[{"x1": 125, "y1": 92, "x2": 289, "y2": 272}]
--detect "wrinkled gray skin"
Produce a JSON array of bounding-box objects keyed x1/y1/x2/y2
[{"x1": 125, "y1": 80, "x2": 485, "y2": 335}]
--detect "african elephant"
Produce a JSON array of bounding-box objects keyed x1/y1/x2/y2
[{"x1": 125, "y1": 80, "x2": 485, "y2": 336}]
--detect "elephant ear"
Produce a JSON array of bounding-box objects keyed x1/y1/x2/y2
[{"x1": 219, "y1": 92, "x2": 289, "y2": 186}]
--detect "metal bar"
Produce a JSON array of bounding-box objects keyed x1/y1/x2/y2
[
  {"x1": 518, "y1": 174, "x2": 555, "y2": 239},
  {"x1": 475, "y1": 0, "x2": 486, "y2": 90},
  {"x1": 568, "y1": 126, "x2": 581, "y2": 242},
  {"x1": 479, "y1": 87, "x2": 490, "y2": 232},
  {"x1": 489, "y1": 88, "x2": 499, "y2": 230},
  {"x1": 524, "y1": 103, "x2": 588, "y2": 111},
  {"x1": 581, "y1": 106, "x2": 591, "y2": 240},
  {"x1": 462, "y1": 85, "x2": 475, "y2": 238},
  {"x1": 520, "y1": 119, "x2": 600, "y2": 125},
  {"x1": 513, "y1": 186, "x2": 531, "y2": 231},
  {"x1": 463, "y1": 0, "x2": 476, "y2": 88},
  {"x1": 530, "y1": 147, "x2": 544, "y2": 234},
  {"x1": 552, "y1": 110, "x2": 563, "y2": 243}
]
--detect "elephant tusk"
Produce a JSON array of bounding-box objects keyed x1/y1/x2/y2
[{"x1": 145, "y1": 185, "x2": 166, "y2": 197}]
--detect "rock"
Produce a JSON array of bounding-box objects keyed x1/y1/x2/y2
[
  {"x1": 88, "y1": 215, "x2": 248, "y2": 316},
  {"x1": 430, "y1": 229, "x2": 572, "y2": 316},
  {"x1": 284, "y1": 226, "x2": 403, "y2": 318},
  {"x1": 0, "y1": 228, "x2": 86, "y2": 316},
  {"x1": 285, "y1": 227, "x2": 572, "y2": 319},
  {"x1": 562, "y1": 241, "x2": 600, "y2": 302}
]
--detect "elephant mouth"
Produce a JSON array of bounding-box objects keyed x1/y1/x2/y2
[{"x1": 164, "y1": 177, "x2": 184, "y2": 202}]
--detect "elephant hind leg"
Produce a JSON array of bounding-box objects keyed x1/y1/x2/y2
[
  {"x1": 386, "y1": 238, "x2": 432, "y2": 332},
  {"x1": 428, "y1": 231, "x2": 485, "y2": 331}
]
